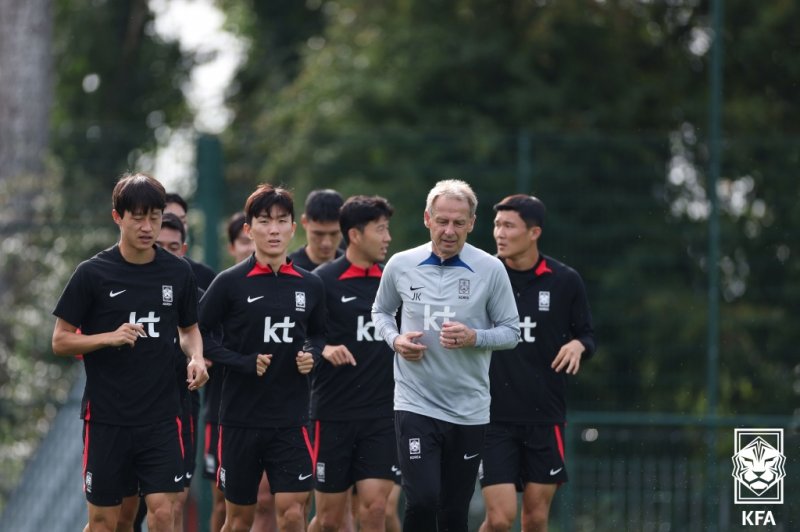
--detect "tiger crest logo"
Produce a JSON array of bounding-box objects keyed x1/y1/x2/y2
[{"x1": 732, "y1": 429, "x2": 785, "y2": 504}]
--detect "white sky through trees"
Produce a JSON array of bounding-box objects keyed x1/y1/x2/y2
[{"x1": 148, "y1": 0, "x2": 245, "y2": 194}]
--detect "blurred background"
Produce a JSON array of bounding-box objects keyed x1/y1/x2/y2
[{"x1": 1, "y1": 0, "x2": 798, "y2": 530}]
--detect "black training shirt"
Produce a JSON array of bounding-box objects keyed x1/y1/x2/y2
[
  {"x1": 53, "y1": 245, "x2": 198, "y2": 425},
  {"x1": 311, "y1": 257, "x2": 394, "y2": 420},
  {"x1": 199, "y1": 255, "x2": 325, "y2": 428},
  {"x1": 489, "y1": 255, "x2": 595, "y2": 425}
]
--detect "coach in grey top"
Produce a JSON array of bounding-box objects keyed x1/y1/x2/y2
[{"x1": 372, "y1": 179, "x2": 519, "y2": 532}]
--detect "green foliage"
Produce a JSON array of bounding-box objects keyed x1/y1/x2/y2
[
  {"x1": 51, "y1": 0, "x2": 193, "y2": 224},
  {"x1": 0, "y1": 167, "x2": 111, "y2": 512},
  {"x1": 1, "y1": 0, "x2": 194, "y2": 512},
  {"x1": 218, "y1": 0, "x2": 800, "y2": 417}
]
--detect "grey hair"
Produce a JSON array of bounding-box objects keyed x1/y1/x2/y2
[{"x1": 425, "y1": 179, "x2": 478, "y2": 217}]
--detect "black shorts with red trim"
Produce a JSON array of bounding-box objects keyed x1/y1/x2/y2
[
  {"x1": 479, "y1": 422, "x2": 568, "y2": 489},
  {"x1": 82, "y1": 418, "x2": 184, "y2": 506},
  {"x1": 311, "y1": 417, "x2": 397, "y2": 493},
  {"x1": 202, "y1": 421, "x2": 220, "y2": 481},
  {"x1": 217, "y1": 425, "x2": 313, "y2": 505}
]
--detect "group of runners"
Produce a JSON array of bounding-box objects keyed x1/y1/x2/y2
[{"x1": 52, "y1": 173, "x2": 595, "y2": 532}]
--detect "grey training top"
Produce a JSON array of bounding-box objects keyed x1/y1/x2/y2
[{"x1": 372, "y1": 242, "x2": 520, "y2": 424}]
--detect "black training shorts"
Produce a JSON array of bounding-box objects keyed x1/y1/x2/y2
[
  {"x1": 218, "y1": 425, "x2": 313, "y2": 505},
  {"x1": 312, "y1": 417, "x2": 397, "y2": 493},
  {"x1": 479, "y1": 422, "x2": 568, "y2": 489},
  {"x1": 82, "y1": 418, "x2": 184, "y2": 506}
]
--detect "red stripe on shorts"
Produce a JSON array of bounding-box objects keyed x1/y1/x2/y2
[
  {"x1": 554, "y1": 425, "x2": 565, "y2": 461},
  {"x1": 302, "y1": 420, "x2": 320, "y2": 471},
  {"x1": 216, "y1": 426, "x2": 223, "y2": 486},
  {"x1": 82, "y1": 421, "x2": 90, "y2": 492},
  {"x1": 176, "y1": 416, "x2": 185, "y2": 459},
  {"x1": 204, "y1": 423, "x2": 212, "y2": 455}
]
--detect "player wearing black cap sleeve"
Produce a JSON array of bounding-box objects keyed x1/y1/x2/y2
[
  {"x1": 309, "y1": 195, "x2": 397, "y2": 532},
  {"x1": 479, "y1": 194, "x2": 596, "y2": 532},
  {"x1": 51, "y1": 173, "x2": 208, "y2": 532},
  {"x1": 199, "y1": 184, "x2": 325, "y2": 532}
]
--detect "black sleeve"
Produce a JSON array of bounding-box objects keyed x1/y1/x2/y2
[
  {"x1": 304, "y1": 276, "x2": 327, "y2": 363},
  {"x1": 53, "y1": 262, "x2": 93, "y2": 327},
  {"x1": 199, "y1": 275, "x2": 258, "y2": 374},
  {"x1": 177, "y1": 264, "x2": 199, "y2": 328},
  {"x1": 570, "y1": 271, "x2": 596, "y2": 360}
]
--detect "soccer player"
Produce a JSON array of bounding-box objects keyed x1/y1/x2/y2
[
  {"x1": 309, "y1": 195, "x2": 397, "y2": 532},
  {"x1": 155, "y1": 212, "x2": 202, "y2": 531},
  {"x1": 199, "y1": 212, "x2": 248, "y2": 532},
  {"x1": 199, "y1": 184, "x2": 325, "y2": 532},
  {"x1": 371, "y1": 179, "x2": 520, "y2": 532},
  {"x1": 165, "y1": 192, "x2": 217, "y2": 290},
  {"x1": 288, "y1": 189, "x2": 344, "y2": 271},
  {"x1": 479, "y1": 195, "x2": 596, "y2": 532},
  {"x1": 52, "y1": 173, "x2": 208, "y2": 532}
]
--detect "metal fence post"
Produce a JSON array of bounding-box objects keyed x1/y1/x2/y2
[
  {"x1": 705, "y1": 0, "x2": 725, "y2": 530},
  {"x1": 194, "y1": 133, "x2": 224, "y2": 532},
  {"x1": 196, "y1": 134, "x2": 224, "y2": 272}
]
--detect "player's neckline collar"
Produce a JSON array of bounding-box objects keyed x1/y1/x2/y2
[
  {"x1": 418, "y1": 251, "x2": 474, "y2": 272},
  {"x1": 339, "y1": 262, "x2": 382, "y2": 280},
  {"x1": 246, "y1": 257, "x2": 302, "y2": 278}
]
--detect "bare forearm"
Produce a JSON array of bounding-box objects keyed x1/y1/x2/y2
[
  {"x1": 52, "y1": 329, "x2": 112, "y2": 357},
  {"x1": 179, "y1": 325, "x2": 204, "y2": 363}
]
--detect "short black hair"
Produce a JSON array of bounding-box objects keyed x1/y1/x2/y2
[
  {"x1": 493, "y1": 194, "x2": 546, "y2": 229},
  {"x1": 244, "y1": 184, "x2": 294, "y2": 224},
  {"x1": 227, "y1": 211, "x2": 247, "y2": 245},
  {"x1": 304, "y1": 189, "x2": 343, "y2": 223},
  {"x1": 340, "y1": 195, "x2": 394, "y2": 246},
  {"x1": 112, "y1": 173, "x2": 166, "y2": 216},
  {"x1": 165, "y1": 192, "x2": 188, "y2": 213},
  {"x1": 161, "y1": 212, "x2": 186, "y2": 243}
]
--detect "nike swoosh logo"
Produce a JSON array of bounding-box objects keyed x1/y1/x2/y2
[
  {"x1": 298, "y1": 473, "x2": 313, "y2": 481},
  {"x1": 549, "y1": 467, "x2": 563, "y2": 476},
  {"x1": 109, "y1": 290, "x2": 126, "y2": 298},
  {"x1": 247, "y1": 295, "x2": 264, "y2": 303},
  {"x1": 186, "y1": 472, "x2": 193, "y2": 479},
  {"x1": 410, "y1": 285, "x2": 424, "y2": 291},
  {"x1": 341, "y1": 295, "x2": 357, "y2": 303},
  {"x1": 391, "y1": 465, "x2": 399, "y2": 472},
  {"x1": 174, "y1": 474, "x2": 184, "y2": 483},
  {"x1": 463, "y1": 453, "x2": 479, "y2": 460}
]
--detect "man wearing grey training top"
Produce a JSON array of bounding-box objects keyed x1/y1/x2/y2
[{"x1": 372, "y1": 179, "x2": 520, "y2": 532}]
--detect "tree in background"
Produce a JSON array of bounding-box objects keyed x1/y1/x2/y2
[
  {"x1": 0, "y1": 0, "x2": 196, "y2": 513},
  {"x1": 51, "y1": 0, "x2": 193, "y2": 225},
  {"x1": 0, "y1": 0, "x2": 59, "y2": 510},
  {"x1": 218, "y1": 0, "x2": 707, "y2": 410},
  {"x1": 217, "y1": 0, "x2": 800, "y2": 416}
]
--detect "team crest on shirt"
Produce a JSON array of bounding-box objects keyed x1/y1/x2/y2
[
  {"x1": 458, "y1": 279, "x2": 471, "y2": 300},
  {"x1": 316, "y1": 462, "x2": 326, "y2": 483},
  {"x1": 409, "y1": 438, "x2": 421, "y2": 459},
  {"x1": 162, "y1": 285, "x2": 173, "y2": 306},
  {"x1": 295, "y1": 291, "x2": 306, "y2": 312},
  {"x1": 85, "y1": 471, "x2": 93, "y2": 493},
  {"x1": 539, "y1": 291, "x2": 550, "y2": 311}
]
